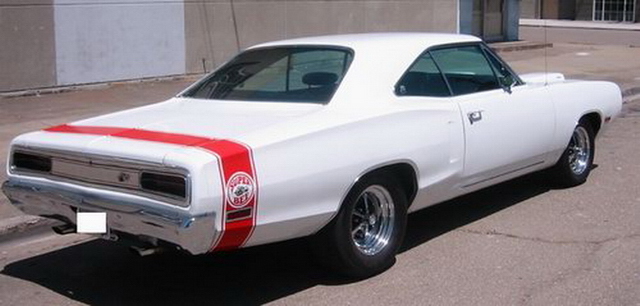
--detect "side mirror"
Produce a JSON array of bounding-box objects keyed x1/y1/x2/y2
[{"x1": 500, "y1": 76, "x2": 517, "y2": 94}]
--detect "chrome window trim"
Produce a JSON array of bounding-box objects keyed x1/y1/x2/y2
[{"x1": 9, "y1": 146, "x2": 191, "y2": 207}]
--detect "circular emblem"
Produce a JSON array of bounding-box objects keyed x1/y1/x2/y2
[{"x1": 226, "y1": 172, "x2": 256, "y2": 208}]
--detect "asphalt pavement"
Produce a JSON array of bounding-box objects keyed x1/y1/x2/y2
[{"x1": 1, "y1": 23, "x2": 640, "y2": 305}]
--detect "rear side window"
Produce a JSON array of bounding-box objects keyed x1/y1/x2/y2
[
  {"x1": 184, "y1": 47, "x2": 353, "y2": 104},
  {"x1": 396, "y1": 53, "x2": 450, "y2": 97},
  {"x1": 430, "y1": 45, "x2": 501, "y2": 96}
]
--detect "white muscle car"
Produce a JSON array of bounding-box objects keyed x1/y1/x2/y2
[{"x1": 2, "y1": 33, "x2": 622, "y2": 278}]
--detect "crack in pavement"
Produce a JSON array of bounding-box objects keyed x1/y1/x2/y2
[
  {"x1": 456, "y1": 228, "x2": 640, "y2": 246},
  {"x1": 519, "y1": 243, "x2": 602, "y2": 306},
  {"x1": 457, "y1": 228, "x2": 640, "y2": 305}
]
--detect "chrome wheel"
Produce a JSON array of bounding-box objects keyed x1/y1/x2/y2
[
  {"x1": 312, "y1": 175, "x2": 407, "y2": 278},
  {"x1": 351, "y1": 185, "x2": 395, "y2": 256},
  {"x1": 567, "y1": 126, "x2": 591, "y2": 175},
  {"x1": 550, "y1": 119, "x2": 595, "y2": 187}
]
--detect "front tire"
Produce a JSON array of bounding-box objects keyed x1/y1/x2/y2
[
  {"x1": 312, "y1": 175, "x2": 407, "y2": 279},
  {"x1": 551, "y1": 119, "x2": 595, "y2": 187}
]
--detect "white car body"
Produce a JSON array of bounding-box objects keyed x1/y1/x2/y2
[{"x1": 3, "y1": 33, "x2": 622, "y2": 258}]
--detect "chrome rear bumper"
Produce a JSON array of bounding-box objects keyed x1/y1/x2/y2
[{"x1": 2, "y1": 179, "x2": 216, "y2": 255}]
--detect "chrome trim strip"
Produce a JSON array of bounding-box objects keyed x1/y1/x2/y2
[
  {"x1": 461, "y1": 161, "x2": 545, "y2": 189},
  {"x1": 9, "y1": 146, "x2": 191, "y2": 207}
]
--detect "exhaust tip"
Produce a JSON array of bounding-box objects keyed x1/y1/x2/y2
[
  {"x1": 52, "y1": 224, "x2": 76, "y2": 235},
  {"x1": 129, "y1": 245, "x2": 165, "y2": 257}
]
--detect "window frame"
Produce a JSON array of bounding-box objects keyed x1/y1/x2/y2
[
  {"x1": 394, "y1": 42, "x2": 523, "y2": 98},
  {"x1": 394, "y1": 51, "x2": 452, "y2": 98},
  {"x1": 478, "y1": 43, "x2": 524, "y2": 89}
]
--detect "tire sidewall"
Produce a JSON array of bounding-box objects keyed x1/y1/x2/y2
[
  {"x1": 555, "y1": 119, "x2": 595, "y2": 186},
  {"x1": 330, "y1": 175, "x2": 408, "y2": 278}
]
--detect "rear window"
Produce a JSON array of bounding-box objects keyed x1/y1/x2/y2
[{"x1": 184, "y1": 47, "x2": 353, "y2": 104}]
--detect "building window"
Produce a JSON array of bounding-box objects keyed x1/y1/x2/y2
[{"x1": 593, "y1": 0, "x2": 636, "y2": 22}]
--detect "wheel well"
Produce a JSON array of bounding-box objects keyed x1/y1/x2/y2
[
  {"x1": 581, "y1": 112, "x2": 602, "y2": 136},
  {"x1": 362, "y1": 163, "x2": 418, "y2": 207}
]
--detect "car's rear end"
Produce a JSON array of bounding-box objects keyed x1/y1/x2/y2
[{"x1": 3, "y1": 127, "x2": 223, "y2": 255}]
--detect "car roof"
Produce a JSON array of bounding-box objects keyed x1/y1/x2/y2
[
  {"x1": 247, "y1": 33, "x2": 485, "y2": 107},
  {"x1": 250, "y1": 32, "x2": 482, "y2": 52}
]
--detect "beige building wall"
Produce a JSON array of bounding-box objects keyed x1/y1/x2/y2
[
  {"x1": 184, "y1": 0, "x2": 458, "y2": 74},
  {"x1": 2, "y1": 0, "x2": 461, "y2": 92},
  {"x1": 0, "y1": 0, "x2": 56, "y2": 91}
]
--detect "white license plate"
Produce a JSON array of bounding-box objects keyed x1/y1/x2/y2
[{"x1": 76, "y1": 212, "x2": 107, "y2": 234}]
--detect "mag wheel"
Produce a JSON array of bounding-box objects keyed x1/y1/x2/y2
[
  {"x1": 350, "y1": 185, "x2": 396, "y2": 256},
  {"x1": 313, "y1": 175, "x2": 407, "y2": 279},
  {"x1": 552, "y1": 119, "x2": 595, "y2": 187}
]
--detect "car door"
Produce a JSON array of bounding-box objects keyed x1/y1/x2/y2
[
  {"x1": 394, "y1": 51, "x2": 467, "y2": 206},
  {"x1": 430, "y1": 44, "x2": 555, "y2": 188}
]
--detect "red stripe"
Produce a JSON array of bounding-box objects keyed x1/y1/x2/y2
[
  {"x1": 46, "y1": 124, "x2": 131, "y2": 136},
  {"x1": 116, "y1": 129, "x2": 210, "y2": 146},
  {"x1": 44, "y1": 124, "x2": 258, "y2": 251},
  {"x1": 46, "y1": 124, "x2": 211, "y2": 146},
  {"x1": 201, "y1": 140, "x2": 258, "y2": 251}
]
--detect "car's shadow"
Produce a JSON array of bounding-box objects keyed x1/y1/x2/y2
[{"x1": 2, "y1": 171, "x2": 557, "y2": 305}]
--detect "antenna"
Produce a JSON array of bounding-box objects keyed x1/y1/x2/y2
[
  {"x1": 230, "y1": 0, "x2": 241, "y2": 52},
  {"x1": 544, "y1": 19, "x2": 548, "y2": 85}
]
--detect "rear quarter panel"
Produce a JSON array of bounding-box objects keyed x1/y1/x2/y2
[{"x1": 243, "y1": 101, "x2": 463, "y2": 247}]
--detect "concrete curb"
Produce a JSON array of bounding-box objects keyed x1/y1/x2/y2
[
  {"x1": 0, "y1": 215, "x2": 59, "y2": 242},
  {"x1": 622, "y1": 86, "x2": 640, "y2": 99},
  {"x1": 0, "y1": 73, "x2": 203, "y2": 99},
  {"x1": 490, "y1": 41, "x2": 553, "y2": 53},
  {"x1": 520, "y1": 18, "x2": 640, "y2": 32}
]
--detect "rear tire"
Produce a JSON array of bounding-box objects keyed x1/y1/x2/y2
[
  {"x1": 551, "y1": 119, "x2": 595, "y2": 187},
  {"x1": 312, "y1": 175, "x2": 407, "y2": 279}
]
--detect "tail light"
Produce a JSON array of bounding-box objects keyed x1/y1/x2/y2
[
  {"x1": 140, "y1": 172, "x2": 187, "y2": 199},
  {"x1": 12, "y1": 152, "x2": 52, "y2": 173}
]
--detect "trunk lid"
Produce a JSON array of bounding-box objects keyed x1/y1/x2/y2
[
  {"x1": 11, "y1": 98, "x2": 325, "y2": 165},
  {"x1": 74, "y1": 97, "x2": 325, "y2": 140}
]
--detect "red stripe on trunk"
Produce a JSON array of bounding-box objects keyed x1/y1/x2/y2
[
  {"x1": 46, "y1": 124, "x2": 131, "y2": 136},
  {"x1": 44, "y1": 124, "x2": 258, "y2": 251}
]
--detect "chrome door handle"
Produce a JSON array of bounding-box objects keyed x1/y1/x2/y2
[{"x1": 468, "y1": 110, "x2": 483, "y2": 124}]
